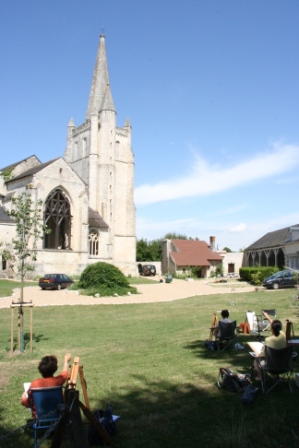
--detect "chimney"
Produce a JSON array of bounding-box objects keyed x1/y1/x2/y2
[{"x1": 210, "y1": 236, "x2": 216, "y2": 251}]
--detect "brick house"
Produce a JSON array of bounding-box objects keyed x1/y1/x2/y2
[{"x1": 162, "y1": 238, "x2": 223, "y2": 278}]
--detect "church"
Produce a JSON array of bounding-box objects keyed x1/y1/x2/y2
[{"x1": 0, "y1": 35, "x2": 136, "y2": 277}]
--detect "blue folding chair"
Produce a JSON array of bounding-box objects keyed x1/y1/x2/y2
[{"x1": 30, "y1": 386, "x2": 65, "y2": 447}]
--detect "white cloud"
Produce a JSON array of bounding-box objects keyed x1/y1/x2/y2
[
  {"x1": 135, "y1": 143, "x2": 299, "y2": 206},
  {"x1": 229, "y1": 223, "x2": 247, "y2": 232}
]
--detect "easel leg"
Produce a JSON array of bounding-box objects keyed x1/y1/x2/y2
[
  {"x1": 30, "y1": 307, "x2": 33, "y2": 352},
  {"x1": 79, "y1": 401, "x2": 115, "y2": 447},
  {"x1": 65, "y1": 388, "x2": 88, "y2": 448},
  {"x1": 10, "y1": 308, "x2": 14, "y2": 356},
  {"x1": 78, "y1": 366, "x2": 90, "y2": 409}
]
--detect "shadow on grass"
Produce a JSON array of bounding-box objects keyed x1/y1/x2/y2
[
  {"x1": 90, "y1": 375, "x2": 299, "y2": 448},
  {"x1": 1, "y1": 372, "x2": 299, "y2": 448}
]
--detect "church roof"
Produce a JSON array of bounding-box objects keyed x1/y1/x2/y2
[
  {"x1": 89, "y1": 207, "x2": 109, "y2": 229},
  {"x1": 169, "y1": 239, "x2": 223, "y2": 267},
  {"x1": 245, "y1": 224, "x2": 299, "y2": 250},
  {"x1": 86, "y1": 35, "x2": 115, "y2": 118},
  {"x1": 5, "y1": 158, "x2": 59, "y2": 183},
  {"x1": 0, "y1": 155, "x2": 41, "y2": 173}
]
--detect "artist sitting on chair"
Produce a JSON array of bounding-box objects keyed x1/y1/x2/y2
[
  {"x1": 213, "y1": 309, "x2": 232, "y2": 338},
  {"x1": 21, "y1": 353, "x2": 71, "y2": 415},
  {"x1": 254, "y1": 313, "x2": 286, "y2": 381}
]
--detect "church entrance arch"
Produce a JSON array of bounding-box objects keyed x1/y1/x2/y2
[{"x1": 44, "y1": 189, "x2": 71, "y2": 250}]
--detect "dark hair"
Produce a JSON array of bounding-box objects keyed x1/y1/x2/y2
[
  {"x1": 38, "y1": 355, "x2": 58, "y2": 378},
  {"x1": 271, "y1": 320, "x2": 282, "y2": 337},
  {"x1": 221, "y1": 309, "x2": 229, "y2": 319}
]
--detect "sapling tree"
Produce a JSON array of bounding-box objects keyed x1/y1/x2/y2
[{"x1": 4, "y1": 191, "x2": 49, "y2": 352}]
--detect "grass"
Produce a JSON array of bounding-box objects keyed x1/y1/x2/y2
[
  {"x1": 1, "y1": 284, "x2": 299, "y2": 447},
  {"x1": 0, "y1": 279, "x2": 38, "y2": 298}
]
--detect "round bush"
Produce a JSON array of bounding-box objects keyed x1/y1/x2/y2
[{"x1": 78, "y1": 262, "x2": 129, "y2": 289}]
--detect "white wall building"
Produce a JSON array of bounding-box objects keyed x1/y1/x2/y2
[{"x1": 0, "y1": 35, "x2": 136, "y2": 278}]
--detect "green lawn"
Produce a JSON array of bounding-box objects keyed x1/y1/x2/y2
[
  {"x1": 0, "y1": 280, "x2": 38, "y2": 298},
  {"x1": 0, "y1": 286, "x2": 299, "y2": 447}
]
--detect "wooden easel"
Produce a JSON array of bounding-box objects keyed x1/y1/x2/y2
[
  {"x1": 62, "y1": 357, "x2": 115, "y2": 447},
  {"x1": 68, "y1": 356, "x2": 90, "y2": 409},
  {"x1": 209, "y1": 311, "x2": 218, "y2": 340}
]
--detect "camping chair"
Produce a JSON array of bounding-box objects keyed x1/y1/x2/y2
[
  {"x1": 257, "y1": 309, "x2": 277, "y2": 333},
  {"x1": 257, "y1": 345, "x2": 293, "y2": 394},
  {"x1": 30, "y1": 386, "x2": 67, "y2": 447},
  {"x1": 216, "y1": 320, "x2": 238, "y2": 352}
]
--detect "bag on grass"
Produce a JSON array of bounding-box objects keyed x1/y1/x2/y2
[
  {"x1": 217, "y1": 367, "x2": 250, "y2": 392},
  {"x1": 204, "y1": 340, "x2": 217, "y2": 351},
  {"x1": 88, "y1": 405, "x2": 117, "y2": 446},
  {"x1": 241, "y1": 384, "x2": 259, "y2": 405}
]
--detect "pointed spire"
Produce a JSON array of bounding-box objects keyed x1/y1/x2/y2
[
  {"x1": 124, "y1": 117, "x2": 131, "y2": 128},
  {"x1": 86, "y1": 35, "x2": 115, "y2": 119},
  {"x1": 101, "y1": 83, "x2": 115, "y2": 112}
]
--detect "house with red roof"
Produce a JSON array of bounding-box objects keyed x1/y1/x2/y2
[{"x1": 162, "y1": 237, "x2": 224, "y2": 278}]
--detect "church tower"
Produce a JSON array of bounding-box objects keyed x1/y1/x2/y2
[{"x1": 64, "y1": 35, "x2": 136, "y2": 274}]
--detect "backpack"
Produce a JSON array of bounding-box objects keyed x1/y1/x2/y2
[
  {"x1": 88, "y1": 406, "x2": 117, "y2": 446},
  {"x1": 217, "y1": 367, "x2": 250, "y2": 392}
]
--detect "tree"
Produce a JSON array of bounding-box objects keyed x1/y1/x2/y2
[
  {"x1": 136, "y1": 238, "x2": 163, "y2": 261},
  {"x1": 223, "y1": 247, "x2": 232, "y2": 253},
  {"x1": 4, "y1": 192, "x2": 49, "y2": 352},
  {"x1": 164, "y1": 232, "x2": 189, "y2": 240}
]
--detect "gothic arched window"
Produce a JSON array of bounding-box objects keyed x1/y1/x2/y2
[
  {"x1": 44, "y1": 189, "x2": 71, "y2": 249},
  {"x1": 89, "y1": 229, "x2": 99, "y2": 255}
]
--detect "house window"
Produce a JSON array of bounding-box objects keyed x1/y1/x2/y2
[
  {"x1": 44, "y1": 189, "x2": 71, "y2": 250},
  {"x1": 89, "y1": 229, "x2": 99, "y2": 255}
]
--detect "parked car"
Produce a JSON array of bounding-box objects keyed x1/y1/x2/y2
[
  {"x1": 262, "y1": 270, "x2": 297, "y2": 289},
  {"x1": 39, "y1": 274, "x2": 74, "y2": 290},
  {"x1": 138, "y1": 264, "x2": 156, "y2": 276}
]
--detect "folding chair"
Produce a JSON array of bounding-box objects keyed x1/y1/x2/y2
[
  {"x1": 257, "y1": 345, "x2": 293, "y2": 394},
  {"x1": 216, "y1": 320, "x2": 238, "y2": 352},
  {"x1": 258, "y1": 309, "x2": 277, "y2": 333},
  {"x1": 30, "y1": 386, "x2": 66, "y2": 447}
]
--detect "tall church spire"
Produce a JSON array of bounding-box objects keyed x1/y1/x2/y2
[{"x1": 86, "y1": 35, "x2": 115, "y2": 119}]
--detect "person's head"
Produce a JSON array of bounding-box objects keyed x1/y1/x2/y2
[
  {"x1": 271, "y1": 320, "x2": 282, "y2": 337},
  {"x1": 221, "y1": 309, "x2": 229, "y2": 319},
  {"x1": 38, "y1": 355, "x2": 58, "y2": 378}
]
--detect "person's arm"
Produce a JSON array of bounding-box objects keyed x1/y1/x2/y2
[
  {"x1": 62, "y1": 353, "x2": 71, "y2": 373},
  {"x1": 263, "y1": 311, "x2": 273, "y2": 324}
]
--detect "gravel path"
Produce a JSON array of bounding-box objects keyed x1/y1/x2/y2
[{"x1": 0, "y1": 279, "x2": 256, "y2": 308}]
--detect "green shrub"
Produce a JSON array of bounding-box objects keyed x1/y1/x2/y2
[
  {"x1": 78, "y1": 262, "x2": 129, "y2": 289},
  {"x1": 251, "y1": 271, "x2": 263, "y2": 285},
  {"x1": 239, "y1": 266, "x2": 279, "y2": 282}
]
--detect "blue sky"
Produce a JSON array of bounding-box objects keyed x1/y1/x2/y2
[{"x1": 1, "y1": 0, "x2": 299, "y2": 251}]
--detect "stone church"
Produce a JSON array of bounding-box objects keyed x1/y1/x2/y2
[{"x1": 0, "y1": 35, "x2": 136, "y2": 277}]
